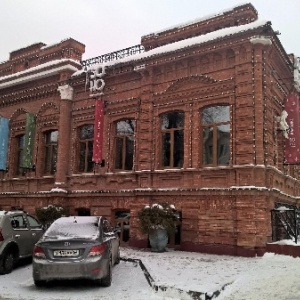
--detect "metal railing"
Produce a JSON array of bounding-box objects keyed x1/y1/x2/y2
[
  {"x1": 81, "y1": 45, "x2": 145, "y2": 67},
  {"x1": 271, "y1": 203, "x2": 300, "y2": 244}
]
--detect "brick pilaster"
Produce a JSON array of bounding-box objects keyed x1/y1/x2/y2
[{"x1": 55, "y1": 84, "x2": 73, "y2": 187}]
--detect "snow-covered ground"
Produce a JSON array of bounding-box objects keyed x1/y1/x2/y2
[{"x1": 0, "y1": 246, "x2": 300, "y2": 300}]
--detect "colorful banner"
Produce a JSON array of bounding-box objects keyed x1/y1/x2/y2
[
  {"x1": 0, "y1": 117, "x2": 9, "y2": 170},
  {"x1": 284, "y1": 93, "x2": 300, "y2": 164},
  {"x1": 92, "y1": 99, "x2": 104, "y2": 163},
  {"x1": 22, "y1": 112, "x2": 36, "y2": 168}
]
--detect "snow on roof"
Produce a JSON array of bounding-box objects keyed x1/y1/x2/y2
[
  {"x1": 275, "y1": 206, "x2": 294, "y2": 211},
  {"x1": 76, "y1": 19, "x2": 268, "y2": 76},
  {"x1": 0, "y1": 58, "x2": 80, "y2": 82},
  {"x1": 0, "y1": 210, "x2": 25, "y2": 216},
  {"x1": 0, "y1": 59, "x2": 81, "y2": 90},
  {"x1": 7, "y1": 42, "x2": 46, "y2": 60},
  {"x1": 50, "y1": 187, "x2": 68, "y2": 193},
  {"x1": 142, "y1": 2, "x2": 254, "y2": 39},
  {"x1": 40, "y1": 37, "x2": 83, "y2": 50}
]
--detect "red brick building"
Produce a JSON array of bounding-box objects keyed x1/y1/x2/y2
[{"x1": 1, "y1": 3, "x2": 300, "y2": 256}]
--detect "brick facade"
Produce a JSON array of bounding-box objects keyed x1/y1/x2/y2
[{"x1": 0, "y1": 4, "x2": 299, "y2": 256}]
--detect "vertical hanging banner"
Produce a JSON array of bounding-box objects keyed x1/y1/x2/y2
[
  {"x1": 23, "y1": 112, "x2": 36, "y2": 168},
  {"x1": 284, "y1": 93, "x2": 300, "y2": 164},
  {"x1": 92, "y1": 99, "x2": 104, "y2": 163},
  {"x1": 0, "y1": 117, "x2": 9, "y2": 170}
]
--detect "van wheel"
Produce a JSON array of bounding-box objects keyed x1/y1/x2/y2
[{"x1": 0, "y1": 252, "x2": 14, "y2": 275}]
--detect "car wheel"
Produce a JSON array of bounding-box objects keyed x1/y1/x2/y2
[
  {"x1": 115, "y1": 247, "x2": 120, "y2": 265},
  {"x1": 0, "y1": 252, "x2": 14, "y2": 275},
  {"x1": 34, "y1": 279, "x2": 46, "y2": 287},
  {"x1": 101, "y1": 258, "x2": 112, "y2": 287}
]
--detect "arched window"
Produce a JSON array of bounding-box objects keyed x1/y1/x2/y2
[
  {"x1": 114, "y1": 119, "x2": 135, "y2": 170},
  {"x1": 44, "y1": 130, "x2": 58, "y2": 175},
  {"x1": 78, "y1": 124, "x2": 94, "y2": 172},
  {"x1": 202, "y1": 106, "x2": 230, "y2": 166},
  {"x1": 161, "y1": 111, "x2": 184, "y2": 168}
]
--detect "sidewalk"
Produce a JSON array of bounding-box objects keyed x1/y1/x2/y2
[{"x1": 121, "y1": 247, "x2": 300, "y2": 300}]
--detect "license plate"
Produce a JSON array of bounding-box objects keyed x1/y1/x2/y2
[{"x1": 53, "y1": 249, "x2": 79, "y2": 257}]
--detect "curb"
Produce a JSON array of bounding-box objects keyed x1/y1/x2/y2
[{"x1": 121, "y1": 257, "x2": 231, "y2": 300}]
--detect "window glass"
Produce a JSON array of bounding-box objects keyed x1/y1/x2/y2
[
  {"x1": 162, "y1": 132, "x2": 171, "y2": 166},
  {"x1": 161, "y1": 112, "x2": 184, "y2": 168},
  {"x1": 116, "y1": 120, "x2": 135, "y2": 135},
  {"x1": 10, "y1": 215, "x2": 28, "y2": 229},
  {"x1": 80, "y1": 124, "x2": 94, "y2": 139},
  {"x1": 114, "y1": 120, "x2": 135, "y2": 170},
  {"x1": 161, "y1": 112, "x2": 184, "y2": 129},
  {"x1": 202, "y1": 106, "x2": 230, "y2": 166},
  {"x1": 78, "y1": 125, "x2": 94, "y2": 172},
  {"x1": 27, "y1": 215, "x2": 42, "y2": 228},
  {"x1": 46, "y1": 222, "x2": 98, "y2": 238},
  {"x1": 44, "y1": 130, "x2": 58, "y2": 175},
  {"x1": 16, "y1": 135, "x2": 25, "y2": 175},
  {"x1": 202, "y1": 106, "x2": 230, "y2": 125},
  {"x1": 114, "y1": 138, "x2": 123, "y2": 169}
]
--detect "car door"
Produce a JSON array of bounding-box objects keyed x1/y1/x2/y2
[
  {"x1": 9, "y1": 214, "x2": 34, "y2": 257},
  {"x1": 25, "y1": 215, "x2": 44, "y2": 244}
]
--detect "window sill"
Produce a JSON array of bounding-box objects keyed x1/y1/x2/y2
[
  {"x1": 71, "y1": 173, "x2": 95, "y2": 177},
  {"x1": 155, "y1": 168, "x2": 184, "y2": 172}
]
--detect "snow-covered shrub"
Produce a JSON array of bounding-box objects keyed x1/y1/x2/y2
[
  {"x1": 35, "y1": 204, "x2": 69, "y2": 228},
  {"x1": 138, "y1": 203, "x2": 178, "y2": 235}
]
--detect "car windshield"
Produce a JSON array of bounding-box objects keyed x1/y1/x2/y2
[{"x1": 44, "y1": 217, "x2": 100, "y2": 240}]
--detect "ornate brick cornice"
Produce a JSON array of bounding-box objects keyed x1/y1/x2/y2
[
  {"x1": 37, "y1": 115, "x2": 59, "y2": 128},
  {"x1": 155, "y1": 75, "x2": 234, "y2": 99},
  {"x1": 37, "y1": 102, "x2": 59, "y2": 116},
  {"x1": 73, "y1": 114, "x2": 94, "y2": 124},
  {"x1": 10, "y1": 108, "x2": 27, "y2": 122},
  {"x1": 165, "y1": 75, "x2": 220, "y2": 93},
  {"x1": 0, "y1": 83, "x2": 58, "y2": 107}
]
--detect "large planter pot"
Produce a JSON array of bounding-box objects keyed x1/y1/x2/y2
[{"x1": 149, "y1": 228, "x2": 168, "y2": 252}]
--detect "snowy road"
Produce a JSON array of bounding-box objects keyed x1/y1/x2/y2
[
  {"x1": 2, "y1": 247, "x2": 300, "y2": 300},
  {"x1": 0, "y1": 260, "x2": 162, "y2": 300}
]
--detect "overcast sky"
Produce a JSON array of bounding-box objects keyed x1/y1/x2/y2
[{"x1": 0, "y1": 0, "x2": 299, "y2": 63}]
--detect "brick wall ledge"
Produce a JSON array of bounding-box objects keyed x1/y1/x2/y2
[{"x1": 266, "y1": 243, "x2": 300, "y2": 258}]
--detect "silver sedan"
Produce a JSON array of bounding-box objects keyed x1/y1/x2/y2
[{"x1": 32, "y1": 216, "x2": 120, "y2": 287}]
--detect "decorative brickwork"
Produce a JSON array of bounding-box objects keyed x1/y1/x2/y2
[{"x1": 0, "y1": 4, "x2": 299, "y2": 256}]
